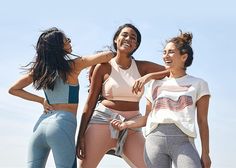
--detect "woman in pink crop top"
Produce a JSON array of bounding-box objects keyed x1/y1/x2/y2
[{"x1": 76, "y1": 23, "x2": 169, "y2": 167}]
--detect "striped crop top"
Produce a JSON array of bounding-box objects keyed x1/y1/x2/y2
[
  {"x1": 44, "y1": 77, "x2": 80, "y2": 104},
  {"x1": 102, "y1": 58, "x2": 144, "y2": 102}
]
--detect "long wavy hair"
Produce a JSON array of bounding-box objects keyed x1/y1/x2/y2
[{"x1": 26, "y1": 27, "x2": 75, "y2": 90}]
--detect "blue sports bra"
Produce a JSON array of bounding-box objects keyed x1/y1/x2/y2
[{"x1": 44, "y1": 77, "x2": 80, "y2": 104}]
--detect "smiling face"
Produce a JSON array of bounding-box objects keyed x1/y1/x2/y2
[
  {"x1": 114, "y1": 27, "x2": 138, "y2": 55},
  {"x1": 163, "y1": 42, "x2": 188, "y2": 70}
]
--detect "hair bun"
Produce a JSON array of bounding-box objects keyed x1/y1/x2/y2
[{"x1": 179, "y1": 30, "x2": 193, "y2": 45}]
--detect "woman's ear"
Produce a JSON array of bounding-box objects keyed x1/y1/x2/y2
[{"x1": 182, "y1": 53, "x2": 188, "y2": 62}]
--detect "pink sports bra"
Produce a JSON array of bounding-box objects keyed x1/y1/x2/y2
[{"x1": 102, "y1": 58, "x2": 144, "y2": 102}]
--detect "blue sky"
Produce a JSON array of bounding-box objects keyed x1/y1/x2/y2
[{"x1": 0, "y1": 0, "x2": 235, "y2": 167}]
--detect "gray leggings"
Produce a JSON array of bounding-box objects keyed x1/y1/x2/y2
[{"x1": 144, "y1": 124, "x2": 202, "y2": 168}]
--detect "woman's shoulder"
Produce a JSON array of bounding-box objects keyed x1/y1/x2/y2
[
  {"x1": 187, "y1": 75, "x2": 207, "y2": 82},
  {"x1": 92, "y1": 62, "x2": 112, "y2": 74},
  {"x1": 134, "y1": 59, "x2": 152, "y2": 64},
  {"x1": 97, "y1": 62, "x2": 111, "y2": 68},
  {"x1": 185, "y1": 75, "x2": 209, "y2": 87},
  {"x1": 135, "y1": 59, "x2": 163, "y2": 67}
]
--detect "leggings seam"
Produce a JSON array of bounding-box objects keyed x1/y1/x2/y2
[{"x1": 49, "y1": 122, "x2": 75, "y2": 149}]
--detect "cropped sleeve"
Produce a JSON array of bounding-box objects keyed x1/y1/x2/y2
[{"x1": 197, "y1": 79, "x2": 211, "y2": 101}]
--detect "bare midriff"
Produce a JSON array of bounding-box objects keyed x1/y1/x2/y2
[
  {"x1": 51, "y1": 104, "x2": 78, "y2": 115},
  {"x1": 101, "y1": 99, "x2": 139, "y2": 111}
]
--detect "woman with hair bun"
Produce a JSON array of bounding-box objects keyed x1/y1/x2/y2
[{"x1": 111, "y1": 30, "x2": 211, "y2": 168}]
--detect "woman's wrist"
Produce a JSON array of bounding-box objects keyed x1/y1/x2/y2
[{"x1": 40, "y1": 97, "x2": 45, "y2": 105}]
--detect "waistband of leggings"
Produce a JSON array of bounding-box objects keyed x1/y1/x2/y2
[
  {"x1": 154, "y1": 123, "x2": 187, "y2": 136},
  {"x1": 42, "y1": 110, "x2": 76, "y2": 121}
]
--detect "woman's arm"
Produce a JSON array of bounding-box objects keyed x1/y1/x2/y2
[
  {"x1": 197, "y1": 95, "x2": 211, "y2": 168},
  {"x1": 132, "y1": 69, "x2": 169, "y2": 94},
  {"x1": 133, "y1": 60, "x2": 169, "y2": 94},
  {"x1": 8, "y1": 73, "x2": 52, "y2": 111},
  {"x1": 136, "y1": 60, "x2": 166, "y2": 76},
  {"x1": 110, "y1": 99, "x2": 152, "y2": 130},
  {"x1": 76, "y1": 63, "x2": 106, "y2": 159},
  {"x1": 9, "y1": 73, "x2": 44, "y2": 104},
  {"x1": 73, "y1": 51, "x2": 114, "y2": 73}
]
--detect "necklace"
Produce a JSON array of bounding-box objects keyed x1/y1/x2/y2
[
  {"x1": 169, "y1": 73, "x2": 187, "y2": 79},
  {"x1": 115, "y1": 58, "x2": 132, "y2": 69}
]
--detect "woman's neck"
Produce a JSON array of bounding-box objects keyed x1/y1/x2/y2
[
  {"x1": 169, "y1": 69, "x2": 187, "y2": 78},
  {"x1": 115, "y1": 53, "x2": 132, "y2": 69}
]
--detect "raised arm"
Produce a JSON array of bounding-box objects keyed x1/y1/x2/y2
[
  {"x1": 73, "y1": 51, "x2": 114, "y2": 73},
  {"x1": 132, "y1": 69, "x2": 169, "y2": 94},
  {"x1": 133, "y1": 60, "x2": 169, "y2": 94},
  {"x1": 76, "y1": 63, "x2": 106, "y2": 159},
  {"x1": 197, "y1": 95, "x2": 211, "y2": 168}
]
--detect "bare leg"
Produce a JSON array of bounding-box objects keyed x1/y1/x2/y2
[
  {"x1": 79, "y1": 124, "x2": 117, "y2": 168},
  {"x1": 122, "y1": 130, "x2": 147, "y2": 168}
]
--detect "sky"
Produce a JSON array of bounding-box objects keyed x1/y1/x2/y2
[{"x1": 0, "y1": 0, "x2": 235, "y2": 167}]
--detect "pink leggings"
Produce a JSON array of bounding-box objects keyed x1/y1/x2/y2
[{"x1": 79, "y1": 108, "x2": 147, "y2": 168}]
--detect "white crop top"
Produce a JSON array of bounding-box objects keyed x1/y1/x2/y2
[{"x1": 102, "y1": 58, "x2": 144, "y2": 102}]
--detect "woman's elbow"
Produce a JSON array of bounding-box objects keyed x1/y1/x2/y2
[
  {"x1": 197, "y1": 117, "x2": 208, "y2": 128},
  {"x1": 8, "y1": 87, "x2": 17, "y2": 95}
]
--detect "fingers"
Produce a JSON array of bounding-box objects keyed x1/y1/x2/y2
[
  {"x1": 110, "y1": 119, "x2": 126, "y2": 130},
  {"x1": 77, "y1": 148, "x2": 85, "y2": 160},
  {"x1": 132, "y1": 80, "x2": 143, "y2": 94},
  {"x1": 132, "y1": 81, "x2": 138, "y2": 94},
  {"x1": 110, "y1": 119, "x2": 120, "y2": 129},
  {"x1": 76, "y1": 139, "x2": 86, "y2": 160},
  {"x1": 110, "y1": 119, "x2": 122, "y2": 125},
  {"x1": 43, "y1": 99, "x2": 54, "y2": 113},
  {"x1": 110, "y1": 119, "x2": 121, "y2": 130},
  {"x1": 44, "y1": 106, "x2": 53, "y2": 113},
  {"x1": 43, "y1": 105, "x2": 53, "y2": 113}
]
